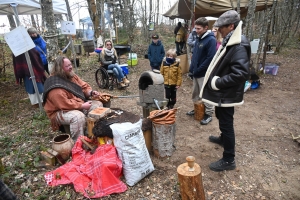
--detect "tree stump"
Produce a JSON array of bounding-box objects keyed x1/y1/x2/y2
[{"x1": 177, "y1": 156, "x2": 205, "y2": 200}]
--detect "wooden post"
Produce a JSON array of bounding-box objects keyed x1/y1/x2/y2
[
  {"x1": 87, "y1": 117, "x2": 96, "y2": 138},
  {"x1": 143, "y1": 129, "x2": 152, "y2": 153},
  {"x1": 177, "y1": 156, "x2": 205, "y2": 200},
  {"x1": 194, "y1": 101, "x2": 205, "y2": 121}
]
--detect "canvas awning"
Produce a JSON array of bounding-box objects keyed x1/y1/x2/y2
[
  {"x1": 0, "y1": 0, "x2": 67, "y2": 15},
  {"x1": 163, "y1": 0, "x2": 273, "y2": 20}
]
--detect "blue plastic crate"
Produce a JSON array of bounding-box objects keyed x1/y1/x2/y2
[{"x1": 120, "y1": 64, "x2": 129, "y2": 75}]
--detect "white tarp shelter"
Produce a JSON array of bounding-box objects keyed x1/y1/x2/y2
[
  {"x1": 0, "y1": 0, "x2": 67, "y2": 15},
  {"x1": 163, "y1": 0, "x2": 273, "y2": 20}
]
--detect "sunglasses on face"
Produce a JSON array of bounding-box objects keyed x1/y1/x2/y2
[{"x1": 106, "y1": 43, "x2": 112, "y2": 46}]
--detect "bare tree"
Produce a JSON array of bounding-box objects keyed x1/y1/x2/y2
[
  {"x1": 30, "y1": 15, "x2": 37, "y2": 28},
  {"x1": 65, "y1": 0, "x2": 73, "y2": 21},
  {"x1": 41, "y1": 0, "x2": 59, "y2": 65},
  {"x1": 7, "y1": 15, "x2": 16, "y2": 30},
  {"x1": 96, "y1": 0, "x2": 104, "y2": 34},
  {"x1": 35, "y1": 15, "x2": 41, "y2": 32},
  {"x1": 156, "y1": 0, "x2": 159, "y2": 25},
  {"x1": 87, "y1": 0, "x2": 100, "y2": 39},
  {"x1": 244, "y1": 0, "x2": 257, "y2": 41},
  {"x1": 274, "y1": 0, "x2": 299, "y2": 53},
  {"x1": 237, "y1": 0, "x2": 241, "y2": 15}
]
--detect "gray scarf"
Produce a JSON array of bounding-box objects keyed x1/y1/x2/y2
[
  {"x1": 221, "y1": 30, "x2": 234, "y2": 47},
  {"x1": 104, "y1": 48, "x2": 114, "y2": 57}
]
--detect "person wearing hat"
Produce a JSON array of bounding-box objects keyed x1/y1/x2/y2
[
  {"x1": 200, "y1": 10, "x2": 251, "y2": 171},
  {"x1": 147, "y1": 34, "x2": 165, "y2": 71},
  {"x1": 27, "y1": 27, "x2": 49, "y2": 75}
]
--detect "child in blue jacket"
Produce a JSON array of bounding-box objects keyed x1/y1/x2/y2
[{"x1": 147, "y1": 34, "x2": 165, "y2": 71}]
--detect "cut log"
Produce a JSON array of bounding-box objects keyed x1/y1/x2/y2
[
  {"x1": 177, "y1": 156, "x2": 205, "y2": 200},
  {"x1": 194, "y1": 102, "x2": 205, "y2": 121}
]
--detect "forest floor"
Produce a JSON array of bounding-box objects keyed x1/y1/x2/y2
[{"x1": 0, "y1": 43, "x2": 300, "y2": 200}]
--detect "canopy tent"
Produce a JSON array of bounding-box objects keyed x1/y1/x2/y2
[
  {"x1": 163, "y1": 0, "x2": 273, "y2": 20},
  {"x1": 0, "y1": 0, "x2": 67, "y2": 15}
]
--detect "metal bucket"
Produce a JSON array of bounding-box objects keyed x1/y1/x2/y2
[
  {"x1": 82, "y1": 40, "x2": 95, "y2": 53},
  {"x1": 74, "y1": 44, "x2": 82, "y2": 55}
]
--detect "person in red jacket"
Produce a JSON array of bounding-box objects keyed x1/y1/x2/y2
[{"x1": 43, "y1": 56, "x2": 103, "y2": 142}]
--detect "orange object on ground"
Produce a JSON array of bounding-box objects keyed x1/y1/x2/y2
[
  {"x1": 44, "y1": 136, "x2": 127, "y2": 198},
  {"x1": 148, "y1": 108, "x2": 178, "y2": 124}
]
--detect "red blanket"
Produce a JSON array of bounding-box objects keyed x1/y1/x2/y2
[{"x1": 44, "y1": 136, "x2": 127, "y2": 198}]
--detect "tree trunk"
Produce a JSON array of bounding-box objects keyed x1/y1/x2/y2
[
  {"x1": 149, "y1": 0, "x2": 152, "y2": 22},
  {"x1": 87, "y1": 0, "x2": 99, "y2": 39},
  {"x1": 7, "y1": 15, "x2": 16, "y2": 30},
  {"x1": 244, "y1": 0, "x2": 257, "y2": 41},
  {"x1": 41, "y1": 0, "x2": 59, "y2": 65},
  {"x1": 260, "y1": 0, "x2": 277, "y2": 71},
  {"x1": 65, "y1": 0, "x2": 73, "y2": 21},
  {"x1": 96, "y1": 0, "x2": 103, "y2": 33},
  {"x1": 156, "y1": 0, "x2": 159, "y2": 25},
  {"x1": 230, "y1": 0, "x2": 235, "y2": 9},
  {"x1": 274, "y1": 0, "x2": 295, "y2": 53},
  {"x1": 237, "y1": 0, "x2": 241, "y2": 15},
  {"x1": 35, "y1": 15, "x2": 41, "y2": 32},
  {"x1": 31, "y1": 15, "x2": 37, "y2": 28}
]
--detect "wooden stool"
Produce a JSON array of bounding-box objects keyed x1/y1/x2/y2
[{"x1": 177, "y1": 156, "x2": 205, "y2": 200}]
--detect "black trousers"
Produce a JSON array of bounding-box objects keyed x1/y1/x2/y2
[
  {"x1": 215, "y1": 106, "x2": 235, "y2": 162},
  {"x1": 165, "y1": 86, "x2": 177, "y2": 108}
]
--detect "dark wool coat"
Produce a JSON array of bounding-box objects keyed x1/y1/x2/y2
[{"x1": 200, "y1": 22, "x2": 251, "y2": 107}]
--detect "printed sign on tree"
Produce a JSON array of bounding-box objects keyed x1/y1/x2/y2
[{"x1": 61, "y1": 21, "x2": 76, "y2": 35}]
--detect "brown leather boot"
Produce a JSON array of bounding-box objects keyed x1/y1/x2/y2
[
  {"x1": 123, "y1": 77, "x2": 130, "y2": 84},
  {"x1": 119, "y1": 81, "x2": 126, "y2": 87}
]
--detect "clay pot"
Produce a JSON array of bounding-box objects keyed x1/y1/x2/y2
[{"x1": 52, "y1": 134, "x2": 74, "y2": 161}]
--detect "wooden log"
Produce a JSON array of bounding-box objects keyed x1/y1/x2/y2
[
  {"x1": 143, "y1": 129, "x2": 152, "y2": 153},
  {"x1": 87, "y1": 117, "x2": 96, "y2": 137},
  {"x1": 194, "y1": 102, "x2": 205, "y2": 121},
  {"x1": 177, "y1": 156, "x2": 205, "y2": 200}
]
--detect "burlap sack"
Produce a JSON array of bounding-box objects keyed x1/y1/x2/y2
[{"x1": 148, "y1": 108, "x2": 177, "y2": 124}]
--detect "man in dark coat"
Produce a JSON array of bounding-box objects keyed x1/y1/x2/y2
[
  {"x1": 200, "y1": 10, "x2": 251, "y2": 171},
  {"x1": 147, "y1": 34, "x2": 165, "y2": 70}
]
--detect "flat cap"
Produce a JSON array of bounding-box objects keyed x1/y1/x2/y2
[
  {"x1": 214, "y1": 10, "x2": 240, "y2": 27},
  {"x1": 151, "y1": 34, "x2": 159, "y2": 39}
]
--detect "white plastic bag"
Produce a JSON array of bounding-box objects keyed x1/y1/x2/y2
[{"x1": 110, "y1": 119, "x2": 154, "y2": 186}]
